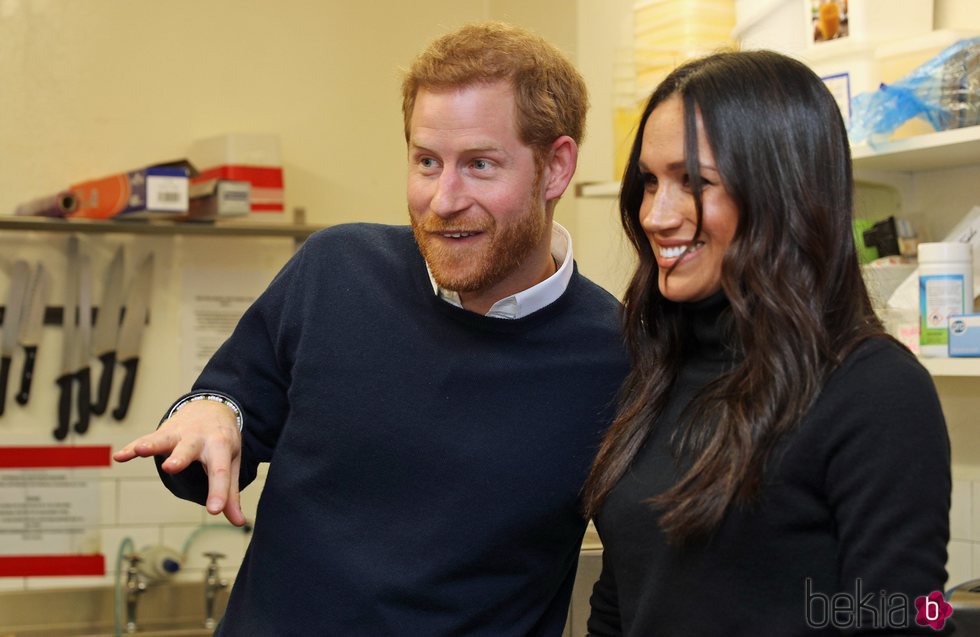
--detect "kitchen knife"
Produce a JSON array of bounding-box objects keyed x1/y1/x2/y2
[
  {"x1": 90, "y1": 247, "x2": 124, "y2": 415},
  {"x1": 73, "y1": 255, "x2": 93, "y2": 434},
  {"x1": 54, "y1": 237, "x2": 80, "y2": 441},
  {"x1": 16, "y1": 263, "x2": 51, "y2": 406},
  {"x1": 112, "y1": 253, "x2": 154, "y2": 421},
  {"x1": 1, "y1": 260, "x2": 31, "y2": 416}
]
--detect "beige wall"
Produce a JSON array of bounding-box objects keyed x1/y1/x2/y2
[
  {"x1": 0, "y1": 1, "x2": 499, "y2": 226},
  {"x1": 0, "y1": 0, "x2": 633, "y2": 290}
]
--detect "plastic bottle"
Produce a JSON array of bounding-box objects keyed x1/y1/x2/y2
[
  {"x1": 137, "y1": 544, "x2": 183, "y2": 582},
  {"x1": 918, "y1": 242, "x2": 974, "y2": 357}
]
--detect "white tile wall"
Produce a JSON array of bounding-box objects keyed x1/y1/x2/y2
[
  {"x1": 947, "y1": 471, "x2": 980, "y2": 589},
  {"x1": 1, "y1": 460, "x2": 265, "y2": 593}
]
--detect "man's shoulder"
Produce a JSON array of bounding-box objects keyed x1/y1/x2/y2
[
  {"x1": 307, "y1": 223, "x2": 413, "y2": 248},
  {"x1": 301, "y1": 223, "x2": 419, "y2": 262},
  {"x1": 568, "y1": 268, "x2": 623, "y2": 313}
]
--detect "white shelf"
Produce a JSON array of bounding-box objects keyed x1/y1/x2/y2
[
  {"x1": 0, "y1": 215, "x2": 322, "y2": 240},
  {"x1": 851, "y1": 126, "x2": 980, "y2": 173},
  {"x1": 575, "y1": 182, "x2": 621, "y2": 199},
  {"x1": 918, "y1": 357, "x2": 980, "y2": 377},
  {"x1": 576, "y1": 125, "x2": 980, "y2": 199}
]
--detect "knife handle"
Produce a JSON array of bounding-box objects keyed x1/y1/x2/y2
[
  {"x1": 0, "y1": 356, "x2": 10, "y2": 416},
  {"x1": 91, "y1": 352, "x2": 116, "y2": 416},
  {"x1": 74, "y1": 367, "x2": 92, "y2": 434},
  {"x1": 112, "y1": 358, "x2": 139, "y2": 421},
  {"x1": 54, "y1": 373, "x2": 72, "y2": 441},
  {"x1": 15, "y1": 345, "x2": 37, "y2": 406}
]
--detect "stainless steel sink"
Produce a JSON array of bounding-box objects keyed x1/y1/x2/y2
[{"x1": 0, "y1": 582, "x2": 226, "y2": 637}]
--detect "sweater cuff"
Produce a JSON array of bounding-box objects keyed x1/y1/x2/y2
[{"x1": 161, "y1": 391, "x2": 244, "y2": 432}]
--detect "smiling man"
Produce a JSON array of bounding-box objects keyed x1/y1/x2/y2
[{"x1": 113, "y1": 22, "x2": 628, "y2": 636}]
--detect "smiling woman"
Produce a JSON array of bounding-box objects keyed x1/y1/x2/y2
[
  {"x1": 636, "y1": 94, "x2": 739, "y2": 303},
  {"x1": 583, "y1": 50, "x2": 953, "y2": 636}
]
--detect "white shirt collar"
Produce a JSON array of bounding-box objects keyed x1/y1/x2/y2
[{"x1": 427, "y1": 222, "x2": 574, "y2": 318}]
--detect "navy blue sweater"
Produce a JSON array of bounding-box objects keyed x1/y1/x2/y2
[{"x1": 160, "y1": 224, "x2": 628, "y2": 636}]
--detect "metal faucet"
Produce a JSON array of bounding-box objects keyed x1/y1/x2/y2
[
  {"x1": 124, "y1": 554, "x2": 147, "y2": 634},
  {"x1": 203, "y1": 551, "x2": 229, "y2": 630}
]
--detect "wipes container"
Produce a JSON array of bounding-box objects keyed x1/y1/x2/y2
[{"x1": 918, "y1": 242, "x2": 974, "y2": 357}]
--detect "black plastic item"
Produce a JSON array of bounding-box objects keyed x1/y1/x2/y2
[
  {"x1": 15, "y1": 345, "x2": 37, "y2": 405},
  {"x1": 91, "y1": 351, "x2": 116, "y2": 415},
  {"x1": 862, "y1": 217, "x2": 901, "y2": 258},
  {"x1": 112, "y1": 358, "x2": 139, "y2": 421},
  {"x1": 73, "y1": 367, "x2": 91, "y2": 434}
]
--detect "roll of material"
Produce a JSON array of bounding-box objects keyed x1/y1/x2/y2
[{"x1": 14, "y1": 191, "x2": 79, "y2": 217}]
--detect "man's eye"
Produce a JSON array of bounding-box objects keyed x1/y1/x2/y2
[
  {"x1": 472, "y1": 159, "x2": 490, "y2": 170},
  {"x1": 420, "y1": 158, "x2": 436, "y2": 168}
]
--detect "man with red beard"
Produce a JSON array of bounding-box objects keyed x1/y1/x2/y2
[{"x1": 115, "y1": 22, "x2": 627, "y2": 636}]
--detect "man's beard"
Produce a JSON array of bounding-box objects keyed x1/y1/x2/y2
[{"x1": 411, "y1": 182, "x2": 549, "y2": 294}]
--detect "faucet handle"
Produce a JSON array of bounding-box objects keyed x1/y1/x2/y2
[{"x1": 203, "y1": 551, "x2": 226, "y2": 564}]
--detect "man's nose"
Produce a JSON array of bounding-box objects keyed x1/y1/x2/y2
[{"x1": 430, "y1": 168, "x2": 468, "y2": 218}]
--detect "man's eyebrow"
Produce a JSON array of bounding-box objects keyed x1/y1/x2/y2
[{"x1": 409, "y1": 140, "x2": 507, "y2": 154}]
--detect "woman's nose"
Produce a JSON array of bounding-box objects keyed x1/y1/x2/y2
[{"x1": 640, "y1": 189, "x2": 685, "y2": 233}]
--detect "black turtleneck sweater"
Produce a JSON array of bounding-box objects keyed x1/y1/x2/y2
[{"x1": 589, "y1": 294, "x2": 952, "y2": 636}]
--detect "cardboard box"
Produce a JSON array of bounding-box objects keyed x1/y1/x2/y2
[
  {"x1": 949, "y1": 314, "x2": 980, "y2": 357},
  {"x1": 69, "y1": 160, "x2": 194, "y2": 219},
  {"x1": 188, "y1": 134, "x2": 284, "y2": 220},
  {"x1": 182, "y1": 179, "x2": 251, "y2": 220}
]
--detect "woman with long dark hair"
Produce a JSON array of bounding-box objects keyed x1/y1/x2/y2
[{"x1": 584, "y1": 50, "x2": 952, "y2": 636}]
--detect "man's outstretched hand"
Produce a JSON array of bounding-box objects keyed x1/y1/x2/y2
[{"x1": 113, "y1": 400, "x2": 247, "y2": 526}]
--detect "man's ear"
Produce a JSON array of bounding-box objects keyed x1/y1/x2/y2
[{"x1": 543, "y1": 135, "x2": 578, "y2": 202}]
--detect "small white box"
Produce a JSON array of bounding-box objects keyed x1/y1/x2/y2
[
  {"x1": 735, "y1": 0, "x2": 934, "y2": 53},
  {"x1": 188, "y1": 133, "x2": 284, "y2": 221},
  {"x1": 949, "y1": 314, "x2": 980, "y2": 357}
]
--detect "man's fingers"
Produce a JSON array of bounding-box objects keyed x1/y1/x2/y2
[
  {"x1": 223, "y1": 461, "x2": 246, "y2": 527},
  {"x1": 204, "y1": 444, "x2": 233, "y2": 516},
  {"x1": 113, "y1": 431, "x2": 179, "y2": 462},
  {"x1": 157, "y1": 434, "x2": 206, "y2": 474}
]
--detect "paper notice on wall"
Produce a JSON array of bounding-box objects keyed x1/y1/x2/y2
[
  {"x1": 0, "y1": 469, "x2": 100, "y2": 555},
  {"x1": 180, "y1": 266, "x2": 271, "y2": 390}
]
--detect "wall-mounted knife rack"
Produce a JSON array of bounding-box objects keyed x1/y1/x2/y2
[
  {"x1": 0, "y1": 306, "x2": 134, "y2": 327},
  {"x1": 1, "y1": 213, "x2": 323, "y2": 326}
]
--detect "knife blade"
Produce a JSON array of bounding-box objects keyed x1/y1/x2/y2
[
  {"x1": 90, "y1": 247, "x2": 124, "y2": 416},
  {"x1": 15, "y1": 263, "x2": 51, "y2": 406},
  {"x1": 1, "y1": 260, "x2": 31, "y2": 416},
  {"x1": 54, "y1": 237, "x2": 80, "y2": 440},
  {"x1": 112, "y1": 253, "x2": 154, "y2": 421},
  {"x1": 0, "y1": 259, "x2": 31, "y2": 416},
  {"x1": 73, "y1": 255, "x2": 93, "y2": 434}
]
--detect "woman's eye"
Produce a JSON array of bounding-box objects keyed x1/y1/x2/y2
[{"x1": 641, "y1": 173, "x2": 658, "y2": 189}]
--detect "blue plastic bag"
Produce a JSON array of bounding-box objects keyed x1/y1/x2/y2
[{"x1": 849, "y1": 37, "x2": 979, "y2": 146}]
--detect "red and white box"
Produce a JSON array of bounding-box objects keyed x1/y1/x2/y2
[{"x1": 188, "y1": 133, "x2": 285, "y2": 221}]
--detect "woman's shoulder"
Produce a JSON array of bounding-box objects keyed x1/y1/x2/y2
[
  {"x1": 831, "y1": 335, "x2": 931, "y2": 390},
  {"x1": 812, "y1": 335, "x2": 945, "y2": 441}
]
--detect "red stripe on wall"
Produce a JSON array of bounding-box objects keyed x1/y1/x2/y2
[
  {"x1": 0, "y1": 555, "x2": 105, "y2": 577},
  {"x1": 0, "y1": 446, "x2": 112, "y2": 468}
]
